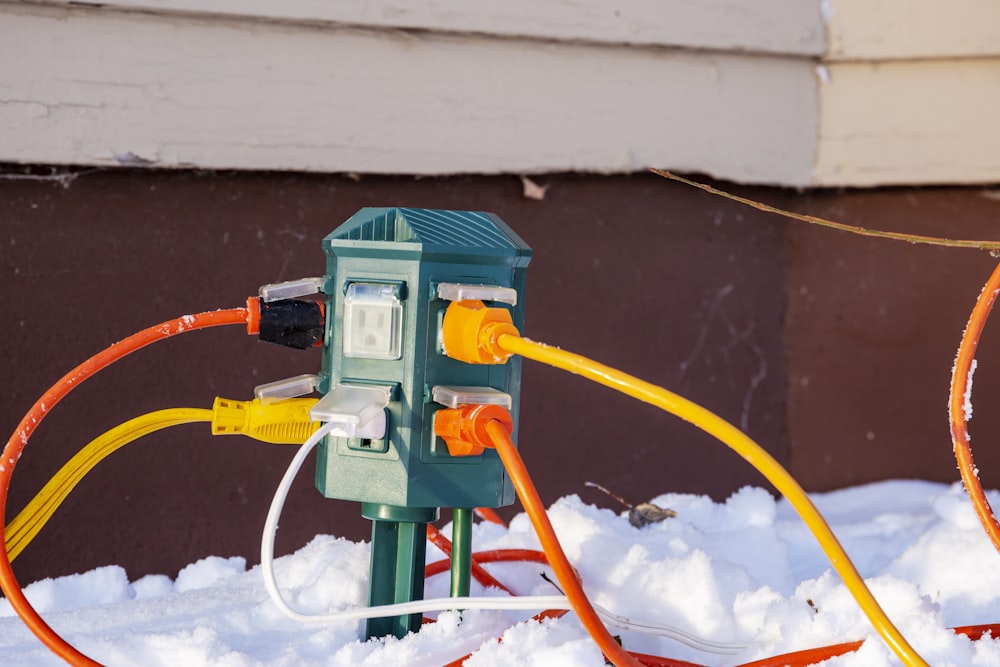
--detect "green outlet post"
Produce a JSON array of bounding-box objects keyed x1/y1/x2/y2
[
  {"x1": 450, "y1": 508, "x2": 473, "y2": 600},
  {"x1": 314, "y1": 208, "x2": 530, "y2": 639},
  {"x1": 362, "y1": 503, "x2": 436, "y2": 637}
]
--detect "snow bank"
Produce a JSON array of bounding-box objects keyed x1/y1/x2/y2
[{"x1": 2, "y1": 480, "x2": 1000, "y2": 666}]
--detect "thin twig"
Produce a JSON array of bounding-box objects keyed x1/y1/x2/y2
[
  {"x1": 540, "y1": 571, "x2": 565, "y2": 595},
  {"x1": 651, "y1": 168, "x2": 1000, "y2": 252},
  {"x1": 584, "y1": 481, "x2": 633, "y2": 509}
]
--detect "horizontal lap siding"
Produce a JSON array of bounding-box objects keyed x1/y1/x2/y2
[{"x1": 0, "y1": 4, "x2": 818, "y2": 184}]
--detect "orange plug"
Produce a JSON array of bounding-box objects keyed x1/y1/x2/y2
[
  {"x1": 433, "y1": 404, "x2": 513, "y2": 456},
  {"x1": 435, "y1": 396, "x2": 641, "y2": 666},
  {"x1": 246, "y1": 297, "x2": 262, "y2": 335},
  {"x1": 440, "y1": 300, "x2": 519, "y2": 364}
]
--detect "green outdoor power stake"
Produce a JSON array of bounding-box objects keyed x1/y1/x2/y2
[{"x1": 314, "y1": 208, "x2": 531, "y2": 639}]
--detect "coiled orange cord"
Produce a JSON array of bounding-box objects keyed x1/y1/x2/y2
[
  {"x1": 1, "y1": 306, "x2": 253, "y2": 667},
  {"x1": 426, "y1": 524, "x2": 514, "y2": 594},
  {"x1": 949, "y1": 261, "x2": 1000, "y2": 552}
]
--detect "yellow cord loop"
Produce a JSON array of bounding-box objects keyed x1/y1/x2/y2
[
  {"x1": 4, "y1": 409, "x2": 212, "y2": 562},
  {"x1": 5, "y1": 397, "x2": 322, "y2": 562}
]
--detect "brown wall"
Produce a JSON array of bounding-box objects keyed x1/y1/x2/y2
[
  {"x1": 786, "y1": 187, "x2": 1000, "y2": 489},
  {"x1": 2, "y1": 168, "x2": 998, "y2": 586}
]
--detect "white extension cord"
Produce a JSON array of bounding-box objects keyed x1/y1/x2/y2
[{"x1": 259, "y1": 421, "x2": 749, "y2": 655}]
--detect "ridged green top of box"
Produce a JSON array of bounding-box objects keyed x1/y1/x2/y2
[{"x1": 326, "y1": 207, "x2": 527, "y2": 251}]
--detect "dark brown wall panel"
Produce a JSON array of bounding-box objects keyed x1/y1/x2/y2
[{"x1": 786, "y1": 187, "x2": 1000, "y2": 490}]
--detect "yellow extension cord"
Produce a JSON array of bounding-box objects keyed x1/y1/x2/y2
[
  {"x1": 494, "y1": 333, "x2": 929, "y2": 667},
  {"x1": 5, "y1": 398, "x2": 320, "y2": 563},
  {"x1": 4, "y1": 409, "x2": 212, "y2": 563}
]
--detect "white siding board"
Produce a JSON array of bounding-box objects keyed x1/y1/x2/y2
[
  {"x1": 23, "y1": 0, "x2": 827, "y2": 55},
  {"x1": 0, "y1": 6, "x2": 818, "y2": 184}
]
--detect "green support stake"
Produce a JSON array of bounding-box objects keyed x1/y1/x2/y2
[
  {"x1": 362, "y1": 503, "x2": 439, "y2": 640},
  {"x1": 450, "y1": 507, "x2": 473, "y2": 601}
]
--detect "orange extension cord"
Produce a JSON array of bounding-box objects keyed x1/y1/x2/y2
[
  {"x1": 482, "y1": 418, "x2": 642, "y2": 667},
  {"x1": 424, "y1": 548, "x2": 551, "y2": 581},
  {"x1": 949, "y1": 261, "x2": 1000, "y2": 552},
  {"x1": 0, "y1": 306, "x2": 253, "y2": 667}
]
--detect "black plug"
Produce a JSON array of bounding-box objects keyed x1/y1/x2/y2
[{"x1": 258, "y1": 299, "x2": 324, "y2": 350}]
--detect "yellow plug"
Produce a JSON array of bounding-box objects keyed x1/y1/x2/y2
[
  {"x1": 211, "y1": 397, "x2": 320, "y2": 444},
  {"x1": 440, "y1": 300, "x2": 520, "y2": 364}
]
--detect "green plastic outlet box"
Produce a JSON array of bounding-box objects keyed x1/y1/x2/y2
[{"x1": 315, "y1": 208, "x2": 531, "y2": 510}]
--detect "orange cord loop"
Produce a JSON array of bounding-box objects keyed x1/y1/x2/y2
[
  {"x1": 949, "y1": 261, "x2": 1000, "y2": 551},
  {"x1": 425, "y1": 524, "x2": 514, "y2": 594},
  {"x1": 1, "y1": 307, "x2": 253, "y2": 667}
]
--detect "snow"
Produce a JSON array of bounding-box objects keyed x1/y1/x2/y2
[
  {"x1": 966, "y1": 358, "x2": 978, "y2": 422},
  {"x1": 3, "y1": 480, "x2": 1000, "y2": 666}
]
